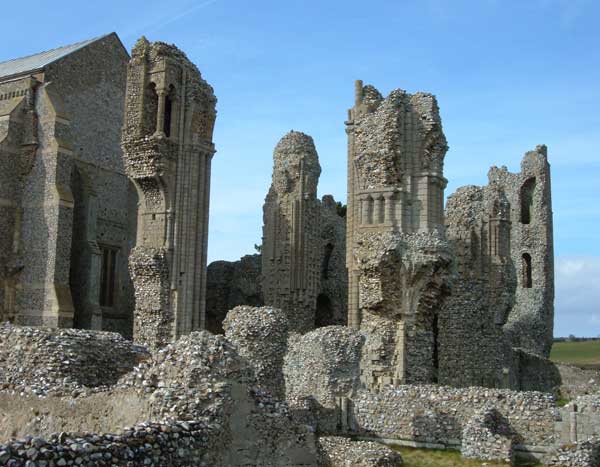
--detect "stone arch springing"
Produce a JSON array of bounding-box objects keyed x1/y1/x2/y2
[
  {"x1": 520, "y1": 177, "x2": 536, "y2": 224},
  {"x1": 522, "y1": 253, "x2": 532, "y2": 288}
]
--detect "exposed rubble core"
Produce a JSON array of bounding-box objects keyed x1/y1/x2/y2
[
  {"x1": 543, "y1": 438, "x2": 600, "y2": 466},
  {"x1": 0, "y1": 322, "x2": 148, "y2": 396},
  {"x1": 284, "y1": 326, "x2": 364, "y2": 432},
  {"x1": 223, "y1": 305, "x2": 288, "y2": 398},
  {"x1": 262, "y1": 131, "x2": 322, "y2": 333},
  {"x1": 317, "y1": 436, "x2": 403, "y2": 467},
  {"x1": 122, "y1": 37, "x2": 217, "y2": 349}
]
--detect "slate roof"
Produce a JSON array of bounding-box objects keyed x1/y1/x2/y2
[{"x1": 0, "y1": 34, "x2": 111, "y2": 80}]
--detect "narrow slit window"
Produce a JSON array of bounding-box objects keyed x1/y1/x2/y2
[
  {"x1": 164, "y1": 94, "x2": 172, "y2": 137},
  {"x1": 100, "y1": 246, "x2": 118, "y2": 307},
  {"x1": 522, "y1": 253, "x2": 532, "y2": 288},
  {"x1": 520, "y1": 178, "x2": 536, "y2": 224}
]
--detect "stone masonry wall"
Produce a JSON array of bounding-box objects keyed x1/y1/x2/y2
[
  {"x1": 223, "y1": 305, "x2": 288, "y2": 399},
  {"x1": 206, "y1": 254, "x2": 263, "y2": 334},
  {"x1": 350, "y1": 386, "x2": 558, "y2": 450},
  {"x1": 207, "y1": 193, "x2": 347, "y2": 334}
]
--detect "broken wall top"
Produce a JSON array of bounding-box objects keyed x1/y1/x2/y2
[
  {"x1": 351, "y1": 83, "x2": 448, "y2": 190},
  {"x1": 269, "y1": 130, "x2": 321, "y2": 197}
]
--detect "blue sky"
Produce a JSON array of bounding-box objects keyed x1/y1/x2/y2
[{"x1": 1, "y1": 0, "x2": 598, "y2": 336}]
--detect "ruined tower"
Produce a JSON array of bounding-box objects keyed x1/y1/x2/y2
[
  {"x1": 440, "y1": 145, "x2": 554, "y2": 388},
  {"x1": 262, "y1": 131, "x2": 322, "y2": 333},
  {"x1": 346, "y1": 81, "x2": 451, "y2": 386},
  {"x1": 122, "y1": 37, "x2": 216, "y2": 348}
]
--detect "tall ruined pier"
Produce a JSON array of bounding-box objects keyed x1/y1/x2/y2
[
  {"x1": 122, "y1": 37, "x2": 216, "y2": 348},
  {"x1": 261, "y1": 131, "x2": 322, "y2": 333},
  {"x1": 346, "y1": 81, "x2": 451, "y2": 386}
]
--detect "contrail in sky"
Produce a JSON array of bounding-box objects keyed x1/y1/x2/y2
[{"x1": 124, "y1": 0, "x2": 219, "y2": 39}]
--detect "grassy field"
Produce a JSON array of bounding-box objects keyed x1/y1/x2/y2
[
  {"x1": 393, "y1": 447, "x2": 542, "y2": 467},
  {"x1": 550, "y1": 339, "x2": 600, "y2": 369}
]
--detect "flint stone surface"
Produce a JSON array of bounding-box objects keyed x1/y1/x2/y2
[
  {"x1": 223, "y1": 305, "x2": 288, "y2": 398},
  {"x1": 317, "y1": 436, "x2": 403, "y2": 467}
]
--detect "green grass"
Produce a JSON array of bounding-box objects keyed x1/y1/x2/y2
[
  {"x1": 393, "y1": 447, "x2": 544, "y2": 467},
  {"x1": 550, "y1": 340, "x2": 600, "y2": 369}
]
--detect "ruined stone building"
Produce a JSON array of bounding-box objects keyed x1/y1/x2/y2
[
  {"x1": 0, "y1": 33, "x2": 137, "y2": 336},
  {"x1": 122, "y1": 37, "x2": 217, "y2": 349},
  {"x1": 344, "y1": 79, "x2": 555, "y2": 391},
  {"x1": 439, "y1": 145, "x2": 555, "y2": 388},
  {"x1": 345, "y1": 80, "x2": 452, "y2": 387}
]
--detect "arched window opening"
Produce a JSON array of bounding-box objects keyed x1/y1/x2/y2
[
  {"x1": 164, "y1": 95, "x2": 172, "y2": 137},
  {"x1": 144, "y1": 83, "x2": 158, "y2": 136},
  {"x1": 522, "y1": 253, "x2": 532, "y2": 288},
  {"x1": 321, "y1": 243, "x2": 334, "y2": 280},
  {"x1": 520, "y1": 178, "x2": 536, "y2": 224},
  {"x1": 315, "y1": 294, "x2": 334, "y2": 328}
]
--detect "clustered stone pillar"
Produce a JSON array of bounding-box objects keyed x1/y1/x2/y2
[
  {"x1": 121, "y1": 37, "x2": 217, "y2": 349},
  {"x1": 261, "y1": 131, "x2": 322, "y2": 333}
]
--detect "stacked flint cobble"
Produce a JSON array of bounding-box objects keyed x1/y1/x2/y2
[
  {"x1": 0, "y1": 420, "x2": 221, "y2": 467},
  {"x1": 542, "y1": 438, "x2": 600, "y2": 467},
  {"x1": 317, "y1": 436, "x2": 403, "y2": 467},
  {"x1": 223, "y1": 306, "x2": 288, "y2": 399},
  {"x1": 351, "y1": 385, "x2": 558, "y2": 448},
  {"x1": 284, "y1": 326, "x2": 364, "y2": 432},
  {"x1": 0, "y1": 323, "x2": 148, "y2": 397},
  {"x1": 117, "y1": 330, "x2": 252, "y2": 422},
  {"x1": 461, "y1": 406, "x2": 514, "y2": 464}
]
